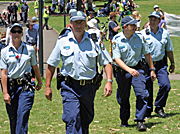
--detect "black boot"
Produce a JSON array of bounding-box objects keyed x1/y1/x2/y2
[
  {"x1": 137, "y1": 122, "x2": 146, "y2": 131},
  {"x1": 155, "y1": 107, "x2": 166, "y2": 118}
]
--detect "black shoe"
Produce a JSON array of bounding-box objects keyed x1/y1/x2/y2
[
  {"x1": 121, "y1": 121, "x2": 128, "y2": 127},
  {"x1": 137, "y1": 122, "x2": 146, "y2": 131},
  {"x1": 155, "y1": 107, "x2": 166, "y2": 118}
]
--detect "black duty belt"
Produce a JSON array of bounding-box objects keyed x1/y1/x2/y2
[
  {"x1": 9, "y1": 77, "x2": 24, "y2": 85},
  {"x1": 153, "y1": 59, "x2": 164, "y2": 65},
  {"x1": 129, "y1": 61, "x2": 143, "y2": 70},
  {"x1": 28, "y1": 42, "x2": 37, "y2": 46},
  {"x1": 69, "y1": 77, "x2": 94, "y2": 86}
]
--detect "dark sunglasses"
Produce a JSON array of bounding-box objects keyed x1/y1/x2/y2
[{"x1": 11, "y1": 30, "x2": 22, "y2": 34}]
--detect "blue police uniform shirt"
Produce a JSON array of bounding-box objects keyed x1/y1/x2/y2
[
  {"x1": 141, "y1": 27, "x2": 174, "y2": 61},
  {"x1": 112, "y1": 31, "x2": 150, "y2": 67},
  {"x1": 21, "y1": 4, "x2": 29, "y2": 12},
  {"x1": 0, "y1": 41, "x2": 37, "y2": 79},
  {"x1": 47, "y1": 31, "x2": 112, "y2": 80}
]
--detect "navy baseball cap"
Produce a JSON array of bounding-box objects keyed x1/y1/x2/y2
[
  {"x1": 148, "y1": 11, "x2": 161, "y2": 19},
  {"x1": 121, "y1": 16, "x2": 139, "y2": 27},
  {"x1": 10, "y1": 23, "x2": 23, "y2": 32},
  {"x1": 70, "y1": 11, "x2": 86, "y2": 21}
]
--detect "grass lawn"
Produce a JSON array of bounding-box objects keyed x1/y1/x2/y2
[
  {"x1": 0, "y1": 0, "x2": 180, "y2": 133},
  {"x1": 0, "y1": 79, "x2": 180, "y2": 133}
]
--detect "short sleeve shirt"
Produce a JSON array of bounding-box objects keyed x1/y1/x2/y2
[
  {"x1": 0, "y1": 42, "x2": 37, "y2": 79},
  {"x1": 47, "y1": 31, "x2": 112, "y2": 80},
  {"x1": 141, "y1": 27, "x2": 173, "y2": 61},
  {"x1": 112, "y1": 31, "x2": 150, "y2": 66}
]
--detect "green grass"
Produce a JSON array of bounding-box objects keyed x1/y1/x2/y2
[
  {"x1": 1, "y1": 0, "x2": 180, "y2": 133},
  {"x1": 0, "y1": 79, "x2": 180, "y2": 133}
]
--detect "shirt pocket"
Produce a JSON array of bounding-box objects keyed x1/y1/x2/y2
[
  {"x1": 61, "y1": 48, "x2": 74, "y2": 66},
  {"x1": 133, "y1": 44, "x2": 141, "y2": 50},
  {"x1": 81, "y1": 51, "x2": 98, "y2": 68},
  {"x1": 120, "y1": 45, "x2": 127, "y2": 53}
]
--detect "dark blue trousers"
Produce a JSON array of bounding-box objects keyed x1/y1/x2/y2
[
  {"x1": 116, "y1": 69, "x2": 149, "y2": 122},
  {"x1": 22, "y1": 12, "x2": 27, "y2": 23},
  {"x1": 60, "y1": 81, "x2": 98, "y2": 134},
  {"x1": 6, "y1": 82, "x2": 35, "y2": 134},
  {"x1": 145, "y1": 62, "x2": 171, "y2": 112}
]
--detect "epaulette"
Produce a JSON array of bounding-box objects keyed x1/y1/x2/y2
[
  {"x1": 23, "y1": 42, "x2": 31, "y2": 46},
  {"x1": 114, "y1": 35, "x2": 120, "y2": 40},
  {"x1": 59, "y1": 28, "x2": 71, "y2": 36},
  {"x1": 0, "y1": 43, "x2": 9, "y2": 50},
  {"x1": 136, "y1": 31, "x2": 142, "y2": 35},
  {"x1": 58, "y1": 29, "x2": 71, "y2": 40}
]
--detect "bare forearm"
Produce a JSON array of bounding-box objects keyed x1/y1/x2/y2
[
  {"x1": 144, "y1": 53, "x2": 154, "y2": 69},
  {"x1": 45, "y1": 65, "x2": 55, "y2": 88},
  {"x1": 167, "y1": 51, "x2": 175, "y2": 64},
  {"x1": 115, "y1": 58, "x2": 131, "y2": 72},
  {"x1": 1, "y1": 69, "x2": 8, "y2": 94},
  {"x1": 104, "y1": 63, "x2": 112, "y2": 79}
]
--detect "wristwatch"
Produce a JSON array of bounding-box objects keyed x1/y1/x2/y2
[
  {"x1": 37, "y1": 82, "x2": 43, "y2": 86},
  {"x1": 150, "y1": 68, "x2": 156, "y2": 71},
  {"x1": 107, "y1": 79, "x2": 113, "y2": 83}
]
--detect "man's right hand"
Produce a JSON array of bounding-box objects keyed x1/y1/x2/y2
[
  {"x1": 45, "y1": 87, "x2": 52, "y2": 101},
  {"x1": 128, "y1": 68, "x2": 139, "y2": 77},
  {"x1": 4, "y1": 93, "x2": 11, "y2": 105}
]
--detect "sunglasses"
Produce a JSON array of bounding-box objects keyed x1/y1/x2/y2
[{"x1": 11, "y1": 30, "x2": 22, "y2": 34}]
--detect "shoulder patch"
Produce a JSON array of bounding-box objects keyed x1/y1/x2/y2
[
  {"x1": 114, "y1": 35, "x2": 120, "y2": 40},
  {"x1": 99, "y1": 41, "x2": 105, "y2": 50},
  {"x1": 112, "y1": 42, "x2": 116, "y2": 50}
]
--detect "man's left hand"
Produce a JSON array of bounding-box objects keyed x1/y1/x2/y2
[
  {"x1": 169, "y1": 64, "x2": 175, "y2": 73},
  {"x1": 104, "y1": 82, "x2": 112, "y2": 97}
]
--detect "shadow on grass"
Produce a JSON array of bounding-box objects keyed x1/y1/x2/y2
[{"x1": 150, "y1": 112, "x2": 180, "y2": 118}]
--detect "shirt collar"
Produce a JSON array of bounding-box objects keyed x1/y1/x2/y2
[
  {"x1": 148, "y1": 26, "x2": 163, "y2": 35},
  {"x1": 121, "y1": 31, "x2": 138, "y2": 40},
  {"x1": 9, "y1": 41, "x2": 26, "y2": 51},
  {"x1": 69, "y1": 30, "x2": 89, "y2": 43}
]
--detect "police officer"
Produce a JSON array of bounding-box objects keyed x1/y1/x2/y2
[
  {"x1": 7, "y1": 2, "x2": 14, "y2": 24},
  {"x1": 0, "y1": 23, "x2": 42, "y2": 134},
  {"x1": 141, "y1": 11, "x2": 175, "y2": 118},
  {"x1": 20, "y1": 1, "x2": 29, "y2": 24},
  {"x1": 45, "y1": 11, "x2": 113, "y2": 134},
  {"x1": 112, "y1": 16, "x2": 156, "y2": 131},
  {"x1": 12, "y1": 2, "x2": 18, "y2": 22}
]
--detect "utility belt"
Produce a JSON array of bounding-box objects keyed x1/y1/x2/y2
[
  {"x1": 114, "y1": 61, "x2": 143, "y2": 75},
  {"x1": 8, "y1": 72, "x2": 35, "y2": 92},
  {"x1": 57, "y1": 69, "x2": 103, "y2": 90},
  {"x1": 28, "y1": 42, "x2": 37, "y2": 46},
  {"x1": 153, "y1": 56, "x2": 167, "y2": 65}
]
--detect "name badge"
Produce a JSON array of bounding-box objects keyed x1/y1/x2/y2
[
  {"x1": 9, "y1": 55, "x2": 15, "y2": 57},
  {"x1": 120, "y1": 46, "x2": 125, "y2": 49},
  {"x1": 64, "y1": 46, "x2": 70, "y2": 50}
]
